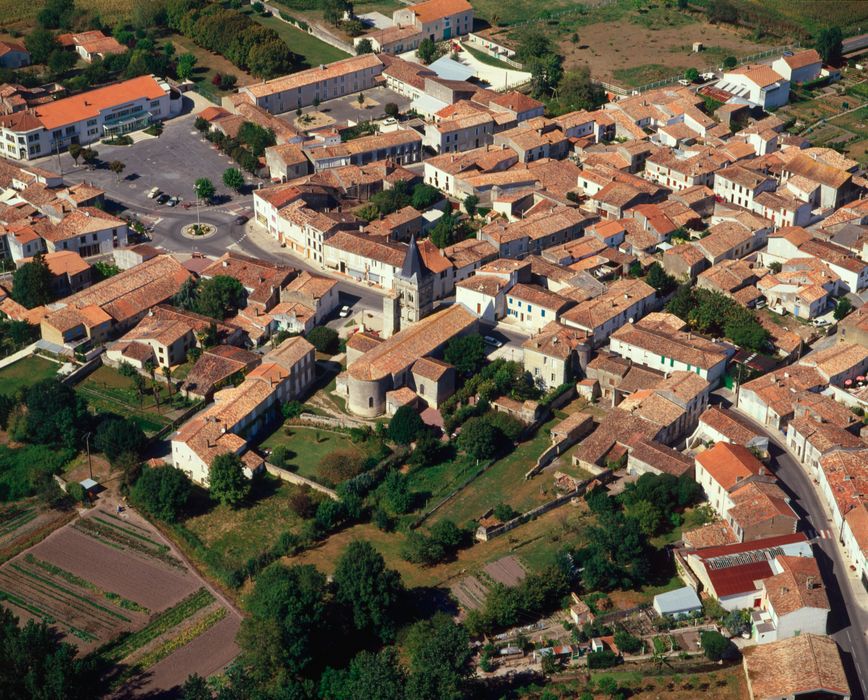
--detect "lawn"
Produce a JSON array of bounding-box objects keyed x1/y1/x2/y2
[
  {"x1": 0, "y1": 355, "x2": 58, "y2": 396},
  {"x1": 251, "y1": 13, "x2": 349, "y2": 69},
  {"x1": 427, "y1": 417, "x2": 560, "y2": 527},
  {"x1": 179, "y1": 475, "x2": 313, "y2": 574},
  {"x1": 258, "y1": 424, "x2": 358, "y2": 482},
  {"x1": 74, "y1": 365, "x2": 172, "y2": 435},
  {"x1": 462, "y1": 44, "x2": 515, "y2": 70}
]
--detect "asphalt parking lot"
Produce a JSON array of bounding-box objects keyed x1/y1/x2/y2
[{"x1": 36, "y1": 112, "x2": 250, "y2": 208}]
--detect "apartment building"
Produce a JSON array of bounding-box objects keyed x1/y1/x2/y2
[{"x1": 0, "y1": 75, "x2": 174, "y2": 160}]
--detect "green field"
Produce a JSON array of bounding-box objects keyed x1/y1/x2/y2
[
  {"x1": 462, "y1": 44, "x2": 515, "y2": 70},
  {"x1": 259, "y1": 424, "x2": 358, "y2": 482},
  {"x1": 252, "y1": 13, "x2": 348, "y2": 69},
  {"x1": 0, "y1": 356, "x2": 58, "y2": 396},
  {"x1": 613, "y1": 63, "x2": 689, "y2": 88},
  {"x1": 74, "y1": 365, "x2": 172, "y2": 435},
  {"x1": 179, "y1": 475, "x2": 313, "y2": 573},
  {"x1": 427, "y1": 417, "x2": 558, "y2": 527}
]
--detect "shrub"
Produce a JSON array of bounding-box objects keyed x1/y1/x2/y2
[
  {"x1": 587, "y1": 649, "x2": 620, "y2": 669},
  {"x1": 319, "y1": 449, "x2": 367, "y2": 485},
  {"x1": 388, "y1": 405, "x2": 425, "y2": 445},
  {"x1": 307, "y1": 326, "x2": 339, "y2": 354}
]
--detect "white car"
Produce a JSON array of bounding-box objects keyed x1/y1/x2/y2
[
  {"x1": 483, "y1": 335, "x2": 503, "y2": 348},
  {"x1": 147, "y1": 187, "x2": 161, "y2": 199},
  {"x1": 338, "y1": 305, "x2": 351, "y2": 318}
]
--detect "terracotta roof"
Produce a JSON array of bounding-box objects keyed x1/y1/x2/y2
[
  {"x1": 698, "y1": 406, "x2": 763, "y2": 446},
  {"x1": 706, "y1": 559, "x2": 772, "y2": 598},
  {"x1": 22, "y1": 250, "x2": 89, "y2": 278},
  {"x1": 243, "y1": 54, "x2": 382, "y2": 99},
  {"x1": 728, "y1": 64, "x2": 785, "y2": 88},
  {"x1": 682, "y1": 521, "x2": 739, "y2": 549},
  {"x1": 444, "y1": 238, "x2": 497, "y2": 269},
  {"x1": 346, "y1": 331, "x2": 383, "y2": 353},
  {"x1": 282, "y1": 270, "x2": 337, "y2": 300},
  {"x1": 611, "y1": 322, "x2": 728, "y2": 371},
  {"x1": 780, "y1": 49, "x2": 821, "y2": 70},
  {"x1": 742, "y1": 634, "x2": 849, "y2": 699},
  {"x1": 33, "y1": 75, "x2": 165, "y2": 131},
  {"x1": 695, "y1": 442, "x2": 767, "y2": 491},
  {"x1": 627, "y1": 436, "x2": 693, "y2": 476},
  {"x1": 522, "y1": 321, "x2": 587, "y2": 360},
  {"x1": 489, "y1": 91, "x2": 543, "y2": 114},
  {"x1": 348, "y1": 305, "x2": 475, "y2": 382},
  {"x1": 729, "y1": 481, "x2": 795, "y2": 529},
  {"x1": 560, "y1": 278, "x2": 655, "y2": 332},
  {"x1": 412, "y1": 356, "x2": 452, "y2": 380},
  {"x1": 799, "y1": 341, "x2": 868, "y2": 381},
  {"x1": 507, "y1": 283, "x2": 572, "y2": 312},
  {"x1": 401, "y1": 0, "x2": 472, "y2": 23}
]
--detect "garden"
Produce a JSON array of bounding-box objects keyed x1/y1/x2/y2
[{"x1": 0, "y1": 355, "x2": 60, "y2": 396}]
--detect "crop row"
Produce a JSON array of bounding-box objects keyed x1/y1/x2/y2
[
  {"x1": 115, "y1": 607, "x2": 228, "y2": 687},
  {"x1": 24, "y1": 553, "x2": 149, "y2": 614},
  {"x1": 92, "y1": 515, "x2": 166, "y2": 549},
  {"x1": 99, "y1": 587, "x2": 214, "y2": 663},
  {"x1": 0, "y1": 568, "x2": 122, "y2": 635},
  {"x1": 0, "y1": 588, "x2": 96, "y2": 642},
  {"x1": 74, "y1": 518, "x2": 184, "y2": 570},
  {"x1": 0, "y1": 507, "x2": 36, "y2": 538}
]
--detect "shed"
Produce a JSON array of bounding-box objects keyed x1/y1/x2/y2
[
  {"x1": 79, "y1": 478, "x2": 99, "y2": 493},
  {"x1": 653, "y1": 585, "x2": 702, "y2": 618}
]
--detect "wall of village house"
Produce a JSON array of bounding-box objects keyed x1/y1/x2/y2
[{"x1": 524, "y1": 348, "x2": 570, "y2": 390}]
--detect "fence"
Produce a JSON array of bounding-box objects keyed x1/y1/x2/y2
[
  {"x1": 149, "y1": 400, "x2": 206, "y2": 442},
  {"x1": 264, "y1": 462, "x2": 339, "y2": 500},
  {"x1": 191, "y1": 83, "x2": 222, "y2": 105},
  {"x1": 59, "y1": 355, "x2": 102, "y2": 386},
  {"x1": 411, "y1": 458, "x2": 495, "y2": 529}
]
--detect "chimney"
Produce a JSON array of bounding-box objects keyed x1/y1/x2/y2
[
  {"x1": 806, "y1": 575, "x2": 816, "y2": 590},
  {"x1": 222, "y1": 260, "x2": 229, "y2": 268}
]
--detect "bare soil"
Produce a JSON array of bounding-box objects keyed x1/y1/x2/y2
[
  {"x1": 483, "y1": 555, "x2": 527, "y2": 587},
  {"x1": 561, "y1": 19, "x2": 773, "y2": 87}
]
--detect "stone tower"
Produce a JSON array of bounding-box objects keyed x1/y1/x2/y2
[{"x1": 392, "y1": 234, "x2": 433, "y2": 334}]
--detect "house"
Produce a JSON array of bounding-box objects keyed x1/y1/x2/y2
[
  {"x1": 717, "y1": 64, "x2": 790, "y2": 109},
  {"x1": 40, "y1": 255, "x2": 191, "y2": 350},
  {"x1": 354, "y1": 25, "x2": 423, "y2": 55},
  {"x1": 392, "y1": 0, "x2": 474, "y2": 42},
  {"x1": 237, "y1": 54, "x2": 383, "y2": 113},
  {"x1": 752, "y1": 554, "x2": 829, "y2": 644},
  {"x1": 265, "y1": 143, "x2": 309, "y2": 182},
  {"x1": 504, "y1": 283, "x2": 573, "y2": 333},
  {"x1": 339, "y1": 304, "x2": 477, "y2": 417},
  {"x1": 560, "y1": 278, "x2": 657, "y2": 347},
  {"x1": 305, "y1": 129, "x2": 422, "y2": 170},
  {"x1": 20, "y1": 250, "x2": 91, "y2": 296},
  {"x1": 425, "y1": 111, "x2": 494, "y2": 154},
  {"x1": 786, "y1": 414, "x2": 865, "y2": 479},
  {"x1": 57, "y1": 30, "x2": 127, "y2": 62},
  {"x1": 756, "y1": 260, "x2": 838, "y2": 320},
  {"x1": 653, "y1": 586, "x2": 702, "y2": 619},
  {"x1": 608, "y1": 312, "x2": 732, "y2": 386},
  {"x1": 0, "y1": 41, "x2": 30, "y2": 69},
  {"x1": 37, "y1": 207, "x2": 128, "y2": 257},
  {"x1": 106, "y1": 314, "x2": 195, "y2": 369},
  {"x1": 411, "y1": 356, "x2": 455, "y2": 409},
  {"x1": 662, "y1": 244, "x2": 708, "y2": 281},
  {"x1": 772, "y1": 49, "x2": 823, "y2": 84},
  {"x1": 455, "y1": 272, "x2": 509, "y2": 323},
  {"x1": 443, "y1": 238, "x2": 498, "y2": 281},
  {"x1": 817, "y1": 449, "x2": 868, "y2": 581},
  {"x1": 181, "y1": 345, "x2": 262, "y2": 401},
  {"x1": 737, "y1": 365, "x2": 825, "y2": 431},
  {"x1": 618, "y1": 370, "x2": 710, "y2": 445},
  {"x1": 686, "y1": 406, "x2": 769, "y2": 455},
  {"x1": 277, "y1": 271, "x2": 339, "y2": 328},
  {"x1": 493, "y1": 121, "x2": 570, "y2": 163},
  {"x1": 682, "y1": 521, "x2": 740, "y2": 549},
  {"x1": 626, "y1": 436, "x2": 694, "y2": 478},
  {"x1": 742, "y1": 633, "x2": 850, "y2": 700},
  {"x1": 713, "y1": 165, "x2": 776, "y2": 212},
  {"x1": 799, "y1": 342, "x2": 868, "y2": 386},
  {"x1": 781, "y1": 151, "x2": 854, "y2": 211},
  {"x1": 0, "y1": 74, "x2": 175, "y2": 160},
  {"x1": 522, "y1": 322, "x2": 590, "y2": 390},
  {"x1": 694, "y1": 442, "x2": 771, "y2": 519},
  {"x1": 727, "y1": 481, "x2": 798, "y2": 543},
  {"x1": 683, "y1": 533, "x2": 812, "y2": 611}
]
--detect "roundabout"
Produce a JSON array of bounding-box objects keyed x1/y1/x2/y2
[{"x1": 181, "y1": 222, "x2": 217, "y2": 239}]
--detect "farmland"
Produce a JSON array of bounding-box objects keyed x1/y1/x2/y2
[
  {"x1": 0, "y1": 508, "x2": 240, "y2": 691},
  {"x1": 0, "y1": 355, "x2": 59, "y2": 396},
  {"x1": 0, "y1": 0, "x2": 138, "y2": 29}
]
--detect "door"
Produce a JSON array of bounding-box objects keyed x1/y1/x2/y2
[{"x1": 444, "y1": 27, "x2": 452, "y2": 39}]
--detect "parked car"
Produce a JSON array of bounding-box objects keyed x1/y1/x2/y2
[
  {"x1": 167, "y1": 196, "x2": 179, "y2": 207},
  {"x1": 234, "y1": 214, "x2": 249, "y2": 225},
  {"x1": 339, "y1": 305, "x2": 351, "y2": 318},
  {"x1": 147, "y1": 187, "x2": 161, "y2": 199},
  {"x1": 483, "y1": 335, "x2": 503, "y2": 348},
  {"x1": 155, "y1": 193, "x2": 170, "y2": 205}
]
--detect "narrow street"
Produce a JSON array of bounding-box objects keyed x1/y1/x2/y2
[{"x1": 714, "y1": 390, "x2": 868, "y2": 700}]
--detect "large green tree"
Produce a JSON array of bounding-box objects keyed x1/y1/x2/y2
[
  {"x1": 12, "y1": 254, "x2": 53, "y2": 309},
  {"x1": 388, "y1": 405, "x2": 425, "y2": 445},
  {"x1": 443, "y1": 334, "x2": 486, "y2": 375},
  {"x1": 815, "y1": 26, "x2": 843, "y2": 65},
  {"x1": 319, "y1": 648, "x2": 406, "y2": 700},
  {"x1": 194, "y1": 177, "x2": 215, "y2": 202},
  {"x1": 222, "y1": 167, "x2": 245, "y2": 192},
  {"x1": 194, "y1": 275, "x2": 246, "y2": 319},
  {"x1": 209, "y1": 452, "x2": 250, "y2": 507},
  {"x1": 94, "y1": 416, "x2": 146, "y2": 465},
  {"x1": 405, "y1": 613, "x2": 472, "y2": 700},
  {"x1": 24, "y1": 379, "x2": 89, "y2": 449},
  {"x1": 131, "y1": 465, "x2": 191, "y2": 522},
  {"x1": 457, "y1": 416, "x2": 499, "y2": 460},
  {"x1": 333, "y1": 541, "x2": 404, "y2": 642}
]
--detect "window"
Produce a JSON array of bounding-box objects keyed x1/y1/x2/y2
[{"x1": 368, "y1": 397, "x2": 373, "y2": 408}]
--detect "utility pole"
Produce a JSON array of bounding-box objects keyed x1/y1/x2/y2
[{"x1": 84, "y1": 431, "x2": 93, "y2": 480}]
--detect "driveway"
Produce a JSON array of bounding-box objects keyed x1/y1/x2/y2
[{"x1": 714, "y1": 390, "x2": 868, "y2": 700}]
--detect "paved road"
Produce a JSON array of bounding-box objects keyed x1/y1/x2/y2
[{"x1": 714, "y1": 391, "x2": 868, "y2": 700}]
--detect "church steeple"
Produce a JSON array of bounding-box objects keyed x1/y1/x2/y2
[{"x1": 400, "y1": 234, "x2": 428, "y2": 280}]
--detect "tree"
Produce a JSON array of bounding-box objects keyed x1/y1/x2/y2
[
  {"x1": 307, "y1": 326, "x2": 339, "y2": 354},
  {"x1": 356, "y1": 38, "x2": 373, "y2": 55},
  {"x1": 194, "y1": 177, "x2": 215, "y2": 203},
  {"x1": 700, "y1": 630, "x2": 732, "y2": 661},
  {"x1": 722, "y1": 55, "x2": 737, "y2": 69},
  {"x1": 26, "y1": 27, "x2": 59, "y2": 64},
  {"x1": 80, "y1": 147, "x2": 98, "y2": 169},
  {"x1": 463, "y1": 194, "x2": 479, "y2": 217},
  {"x1": 222, "y1": 167, "x2": 245, "y2": 192},
  {"x1": 48, "y1": 48, "x2": 76, "y2": 75},
  {"x1": 684, "y1": 67, "x2": 699, "y2": 82},
  {"x1": 333, "y1": 541, "x2": 404, "y2": 642},
  {"x1": 483, "y1": 410, "x2": 524, "y2": 442},
  {"x1": 377, "y1": 470, "x2": 414, "y2": 515},
  {"x1": 209, "y1": 452, "x2": 250, "y2": 507},
  {"x1": 388, "y1": 405, "x2": 425, "y2": 445},
  {"x1": 417, "y1": 37, "x2": 438, "y2": 64},
  {"x1": 408, "y1": 431, "x2": 442, "y2": 469},
  {"x1": 247, "y1": 39, "x2": 294, "y2": 79},
  {"x1": 429, "y1": 211, "x2": 457, "y2": 248},
  {"x1": 180, "y1": 674, "x2": 211, "y2": 700},
  {"x1": 194, "y1": 116, "x2": 210, "y2": 132},
  {"x1": 131, "y1": 465, "x2": 191, "y2": 521},
  {"x1": 493, "y1": 502, "x2": 518, "y2": 522},
  {"x1": 596, "y1": 676, "x2": 620, "y2": 698},
  {"x1": 613, "y1": 629, "x2": 642, "y2": 654},
  {"x1": 707, "y1": 0, "x2": 738, "y2": 25},
  {"x1": 194, "y1": 275, "x2": 246, "y2": 319},
  {"x1": 516, "y1": 27, "x2": 553, "y2": 63},
  {"x1": 94, "y1": 417, "x2": 146, "y2": 465},
  {"x1": 238, "y1": 121, "x2": 276, "y2": 157},
  {"x1": 834, "y1": 296, "x2": 853, "y2": 320},
  {"x1": 384, "y1": 101, "x2": 399, "y2": 118},
  {"x1": 177, "y1": 52, "x2": 198, "y2": 79},
  {"x1": 0, "y1": 607, "x2": 98, "y2": 700},
  {"x1": 527, "y1": 52, "x2": 564, "y2": 99},
  {"x1": 557, "y1": 65, "x2": 606, "y2": 112},
  {"x1": 323, "y1": 0, "x2": 348, "y2": 25},
  {"x1": 37, "y1": 0, "x2": 75, "y2": 29},
  {"x1": 319, "y1": 449, "x2": 367, "y2": 485},
  {"x1": 405, "y1": 613, "x2": 472, "y2": 700},
  {"x1": 768, "y1": 261, "x2": 782, "y2": 273},
  {"x1": 24, "y1": 379, "x2": 88, "y2": 449},
  {"x1": 457, "y1": 417, "x2": 499, "y2": 460},
  {"x1": 173, "y1": 276, "x2": 199, "y2": 311},
  {"x1": 646, "y1": 261, "x2": 676, "y2": 294},
  {"x1": 358, "y1": 91, "x2": 365, "y2": 106},
  {"x1": 815, "y1": 26, "x2": 843, "y2": 65},
  {"x1": 411, "y1": 183, "x2": 440, "y2": 210},
  {"x1": 68, "y1": 142, "x2": 82, "y2": 164},
  {"x1": 238, "y1": 563, "x2": 328, "y2": 679},
  {"x1": 109, "y1": 160, "x2": 126, "y2": 181},
  {"x1": 444, "y1": 334, "x2": 486, "y2": 375},
  {"x1": 319, "y1": 648, "x2": 406, "y2": 700},
  {"x1": 11, "y1": 254, "x2": 53, "y2": 309}
]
